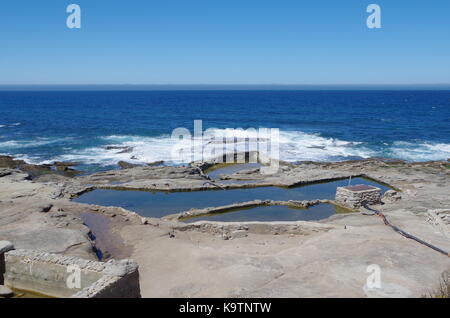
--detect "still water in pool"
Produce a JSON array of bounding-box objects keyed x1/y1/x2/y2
[
  {"x1": 181, "y1": 203, "x2": 351, "y2": 223},
  {"x1": 74, "y1": 177, "x2": 390, "y2": 219}
]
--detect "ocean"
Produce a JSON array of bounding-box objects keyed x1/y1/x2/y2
[{"x1": 0, "y1": 90, "x2": 449, "y2": 172}]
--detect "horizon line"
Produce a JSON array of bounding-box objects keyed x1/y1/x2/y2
[{"x1": 1, "y1": 83, "x2": 450, "y2": 91}]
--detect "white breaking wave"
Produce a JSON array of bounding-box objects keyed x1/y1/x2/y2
[
  {"x1": 51, "y1": 135, "x2": 179, "y2": 166},
  {"x1": 47, "y1": 130, "x2": 376, "y2": 167},
  {"x1": 0, "y1": 123, "x2": 21, "y2": 128},
  {"x1": 5, "y1": 153, "x2": 43, "y2": 165},
  {"x1": 388, "y1": 141, "x2": 450, "y2": 161},
  {"x1": 2, "y1": 130, "x2": 450, "y2": 167},
  {"x1": 275, "y1": 130, "x2": 374, "y2": 162},
  {"x1": 0, "y1": 137, "x2": 73, "y2": 149}
]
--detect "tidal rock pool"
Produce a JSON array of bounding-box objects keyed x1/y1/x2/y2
[
  {"x1": 74, "y1": 177, "x2": 390, "y2": 220},
  {"x1": 180, "y1": 203, "x2": 351, "y2": 223}
]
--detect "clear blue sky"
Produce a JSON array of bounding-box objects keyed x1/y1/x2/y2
[{"x1": 1, "y1": 0, "x2": 449, "y2": 85}]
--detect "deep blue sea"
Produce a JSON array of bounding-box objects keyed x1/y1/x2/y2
[{"x1": 0, "y1": 90, "x2": 449, "y2": 172}]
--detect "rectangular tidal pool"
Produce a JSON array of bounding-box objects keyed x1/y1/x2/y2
[
  {"x1": 73, "y1": 177, "x2": 390, "y2": 219},
  {"x1": 181, "y1": 203, "x2": 350, "y2": 223}
]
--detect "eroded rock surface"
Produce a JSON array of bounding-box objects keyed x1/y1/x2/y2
[{"x1": 0, "y1": 157, "x2": 449, "y2": 297}]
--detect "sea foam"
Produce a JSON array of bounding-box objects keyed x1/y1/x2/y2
[
  {"x1": 2, "y1": 129, "x2": 449, "y2": 168},
  {"x1": 388, "y1": 141, "x2": 450, "y2": 161},
  {"x1": 44, "y1": 130, "x2": 376, "y2": 167}
]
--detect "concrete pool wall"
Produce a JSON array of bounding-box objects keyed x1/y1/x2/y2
[{"x1": 1, "y1": 242, "x2": 141, "y2": 298}]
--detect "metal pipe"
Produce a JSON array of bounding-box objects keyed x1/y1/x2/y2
[{"x1": 362, "y1": 203, "x2": 450, "y2": 258}]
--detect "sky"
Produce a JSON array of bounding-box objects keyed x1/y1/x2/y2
[{"x1": 0, "y1": 0, "x2": 449, "y2": 85}]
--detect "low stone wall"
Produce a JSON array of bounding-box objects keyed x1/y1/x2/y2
[
  {"x1": 335, "y1": 185, "x2": 381, "y2": 209},
  {"x1": 0, "y1": 241, "x2": 14, "y2": 285},
  {"x1": 4, "y1": 248, "x2": 141, "y2": 298}
]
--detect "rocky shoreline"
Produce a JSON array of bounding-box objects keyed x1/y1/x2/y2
[{"x1": 0, "y1": 154, "x2": 449, "y2": 297}]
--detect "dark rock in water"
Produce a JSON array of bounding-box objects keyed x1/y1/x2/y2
[
  {"x1": 55, "y1": 166, "x2": 81, "y2": 178},
  {"x1": 53, "y1": 161, "x2": 79, "y2": 167},
  {"x1": 118, "y1": 147, "x2": 133, "y2": 154},
  {"x1": 55, "y1": 165, "x2": 79, "y2": 175},
  {"x1": 56, "y1": 166, "x2": 71, "y2": 171},
  {"x1": 106, "y1": 146, "x2": 134, "y2": 154},
  {"x1": 118, "y1": 161, "x2": 140, "y2": 169},
  {"x1": 147, "y1": 160, "x2": 164, "y2": 167}
]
